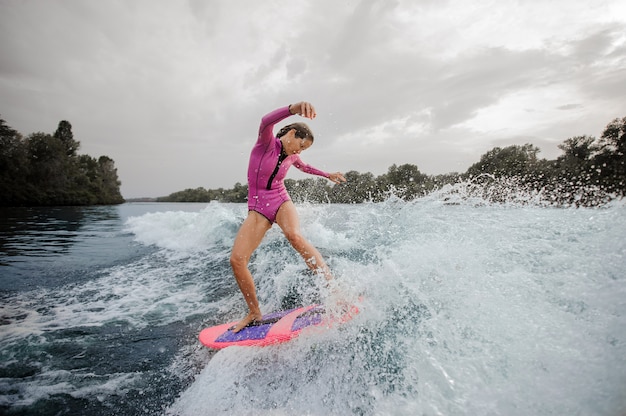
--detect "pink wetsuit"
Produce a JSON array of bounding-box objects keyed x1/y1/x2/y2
[{"x1": 247, "y1": 106, "x2": 329, "y2": 223}]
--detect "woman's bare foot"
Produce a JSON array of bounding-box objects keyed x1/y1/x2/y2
[{"x1": 231, "y1": 311, "x2": 263, "y2": 333}]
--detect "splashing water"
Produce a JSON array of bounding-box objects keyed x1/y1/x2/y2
[{"x1": 1, "y1": 186, "x2": 624, "y2": 415}]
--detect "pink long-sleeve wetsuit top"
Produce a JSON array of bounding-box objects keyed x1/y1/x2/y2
[{"x1": 247, "y1": 106, "x2": 329, "y2": 223}]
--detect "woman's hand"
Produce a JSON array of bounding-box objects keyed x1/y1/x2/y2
[
  {"x1": 328, "y1": 172, "x2": 347, "y2": 184},
  {"x1": 290, "y1": 101, "x2": 317, "y2": 119}
]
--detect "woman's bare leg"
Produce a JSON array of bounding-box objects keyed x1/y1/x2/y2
[
  {"x1": 229, "y1": 211, "x2": 272, "y2": 332},
  {"x1": 276, "y1": 201, "x2": 333, "y2": 280}
]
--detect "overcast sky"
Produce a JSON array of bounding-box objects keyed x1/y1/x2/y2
[{"x1": 1, "y1": 0, "x2": 625, "y2": 198}]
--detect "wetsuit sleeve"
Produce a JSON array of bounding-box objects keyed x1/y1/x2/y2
[
  {"x1": 258, "y1": 106, "x2": 293, "y2": 146},
  {"x1": 292, "y1": 156, "x2": 330, "y2": 178}
]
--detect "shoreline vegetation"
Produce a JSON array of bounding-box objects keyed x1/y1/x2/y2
[
  {"x1": 1, "y1": 117, "x2": 124, "y2": 207},
  {"x1": 2, "y1": 115, "x2": 623, "y2": 208},
  {"x1": 158, "y1": 116, "x2": 625, "y2": 208}
]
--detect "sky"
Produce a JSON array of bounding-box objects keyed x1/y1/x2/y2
[{"x1": 1, "y1": 0, "x2": 625, "y2": 198}]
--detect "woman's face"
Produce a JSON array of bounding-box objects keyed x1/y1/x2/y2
[{"x1": 282, "y1": 129, "x2": 312, "y2": 155}]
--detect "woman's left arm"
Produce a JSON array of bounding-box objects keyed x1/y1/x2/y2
[
  {"x1": 293, "y1": 158, "x2": 346, "y2": 184},
  {"x1": 327, "y1": 172, "x2": 347, "y2": 184}
]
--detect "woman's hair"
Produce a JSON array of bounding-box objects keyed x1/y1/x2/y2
[{"x1": 276, "y1": 122, "x2": 314, "y2": 142}]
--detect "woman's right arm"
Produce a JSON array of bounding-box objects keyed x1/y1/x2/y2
[
  {"x1": 257, "y1": 101, "x2": 316, "y2": 145},
  {"x1": 258, "y1": 106, "x2": 292, "y2": 145},
  {"x1": 288, "y1": 101, "x2": 317, "y2": 119}
]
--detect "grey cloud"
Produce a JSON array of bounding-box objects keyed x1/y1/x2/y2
[
  {"x1": 1, "y1": 1, "x2": 624, "y2": 197},
  {"x1": 557, "y1": 104, "x2": 583, "y2": 110}
]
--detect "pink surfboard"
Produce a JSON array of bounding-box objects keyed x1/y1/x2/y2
[{"x1": 199, "y1": 303, "x2": 359, "y2": 349}]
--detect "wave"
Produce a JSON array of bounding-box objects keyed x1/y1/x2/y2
[{"x1": 2, "y1": 198, "x2": 624, "y2": 415}]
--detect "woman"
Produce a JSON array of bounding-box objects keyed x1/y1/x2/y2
[{"x1": 230, "y1": 101, "x2": 346, "y2": 332}]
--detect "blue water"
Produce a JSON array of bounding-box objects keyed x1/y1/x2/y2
[{"x1": 1, "y1": 192, "x2": 625, "y2": 415}]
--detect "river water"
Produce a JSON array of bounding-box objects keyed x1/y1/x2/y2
[{"x1": 1, "y1": 191, "x2": 625, "y2": 415}]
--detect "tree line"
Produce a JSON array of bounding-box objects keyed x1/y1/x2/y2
[
  {"x1": 158, "y1": 115, "x2": 624, "y2": 207},
  {"x1": 0, "y1": 117, "x2": 124, "y2": 206}
]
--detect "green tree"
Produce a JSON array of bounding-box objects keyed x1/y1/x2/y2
[
  {"x1": 221, "y1": 182, "x2": 247, "y2": 202},
  {"x1": 467, "y1": 143, "x2": 541, "y2": 178},
  {"x1": 286, "y1": 178, "x2": 332, "y2": 203},
  {"x1": 594, "y1": 116, "x2": 626, "y2": 195},
  {"x1": 553, "y1": 135, "x2": 598, "y2": 185},
  {"x1": 0, "y1": 117, "x2": 31, "y2": 204},
  {"x1": 75, "y1": 154, "x2": 101, "y2": 204},
  {"x1": 328, "y1": 171, "x2": 378, "y2": 203},
  {"x1": 158, "y1": 187, "x2": 212, "y2": 202},
  {"x1": 26, "y1": 132, "x2": 69, "y2": 204},
  {"x1": 97, "y1": 156, "x2": 124, "y2": 204},
  {"x1": 0, "y1": 117, "x2": 124, "y2": 206},
  {"x1": 377, "y1": 163, "x2": 427, "y2": 200},
  {"x1": 53, "y1": 120, "x2": 80, "y2": 156},
  {"x1": 430, "y1": 172, "x2": 461, "y2": 189}
]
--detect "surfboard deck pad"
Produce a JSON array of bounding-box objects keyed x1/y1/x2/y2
[{"x1": 199, "y1": 303, "x2": 359, "y2": 349}]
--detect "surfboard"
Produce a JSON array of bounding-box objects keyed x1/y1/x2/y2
[{"x1": 199, "y1": 303, "x2": 359, "y2": 349}]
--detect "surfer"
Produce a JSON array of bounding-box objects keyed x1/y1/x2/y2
[{"x1": 230, "y1": 101, "x2": 346, "y2": 333}]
